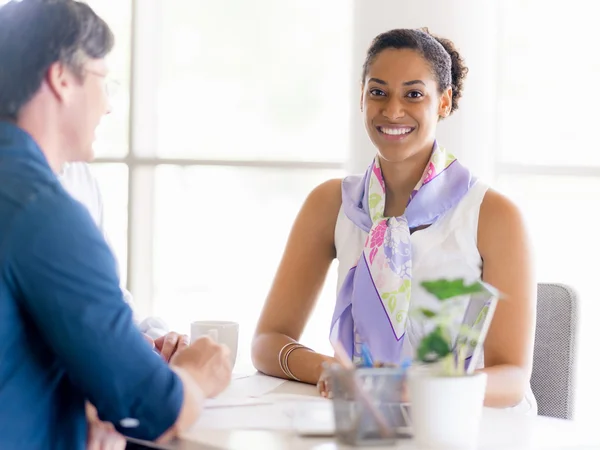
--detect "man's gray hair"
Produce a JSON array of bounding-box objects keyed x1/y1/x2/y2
[{"x1": 0, "y1": 0, "x2": 114, "y2": 119}]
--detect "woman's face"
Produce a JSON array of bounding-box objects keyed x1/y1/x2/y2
[{"x1": 361, "y1": 48, "x2": 451, "y2": 164}]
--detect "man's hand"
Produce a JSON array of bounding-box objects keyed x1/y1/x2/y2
[
  {"x1": 87, "y1": 420, "x2": 125, "y2": 450},
  {"x1": 155, "y1": 332, "x2": 190, "y2": 362},
  {"x1": 143, "y1": 332, "x2": 190, "y2": 363},
  {"x1": 171, "y1": 336, "x2": 232, "y2": 398},
  {"x1": 86, "y1": 403, "x2": 125, "y2": 450}
]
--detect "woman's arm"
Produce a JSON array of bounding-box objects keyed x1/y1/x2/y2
[
  {"x1": 477, "y1": 189, "x2": 537, "y2": 407},
  {"x1": 252, "y1": 179, "x2": 342, "y2": 384}
]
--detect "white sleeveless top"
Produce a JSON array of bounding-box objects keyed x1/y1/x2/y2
[{"x1": 334, "y1": 180, "x2": 537, "y2": 415}]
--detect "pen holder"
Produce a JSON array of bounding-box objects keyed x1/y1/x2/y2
[{"x1": 327, "y1": 363, "x2": 412, "y2": 446}]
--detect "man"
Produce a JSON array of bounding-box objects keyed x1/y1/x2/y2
[
  {"x1": 60, "y1": 162, "x2": 185, "y2": 360},
  {"x1": 0, "y1": 1, "x2": 232, "y2": 449}
]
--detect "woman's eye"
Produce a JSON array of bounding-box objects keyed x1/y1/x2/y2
[
  {"x1": 407, "y1": 91, "x2": 423, "y2": 99},
  {"x1": 369, "y1": 88, "x2": 386, "y2": 97}
]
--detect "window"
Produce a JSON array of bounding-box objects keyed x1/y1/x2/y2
[
  {"x1": 152, "y1": 166, "x2": 343, "y2": 362},
  {"x1": 497, "y1": 0, "x2": 599, "y2": 424},
  {"x1": 89, "y1": 163, "x2": 129, "y2": 283},
  {"x1": 91, "y1": 0, "x2": 352, "y2": 370},
  {"x1": 88, "y1": 0, "x2": 131, "y2": 159},
  {"x1": 157, "y1": 1, "x2": 350, "y2": 163},
  {"x1": 87, "y1": 0, "x2": 132, "y2": 283}
]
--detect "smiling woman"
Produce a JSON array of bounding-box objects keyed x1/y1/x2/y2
[
  {"x1": 252, "y1": 28, "x2": 537, "y2": 415},
  {"x1": 359, "y1": 29, "x2": 467, "y2": 174}
]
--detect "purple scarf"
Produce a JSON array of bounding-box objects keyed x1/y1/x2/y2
[{"x1": 330, "y1": 142, "x2": 474, "y2": 364}]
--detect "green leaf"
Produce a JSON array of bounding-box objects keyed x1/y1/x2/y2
[
  {"x1": 369, "y1": 193, "x2": 383, "y2": 210},
  {"x1": 419, "y1": 308, "x2": 437, "y2": 319},
  {"x1": 395, "y1": 310, "x2": 406, "y2": 325},
  {"x1": 388, "y1": 295, "x2": 397, "y2": 313},
  {"x1": 420, "y1": 279, "x2": 484, "y2": 301},
  {"x1": 398, "y1": 279, "x2": 410, "y2": 293},
  {"x1": 416, "y1": 326, "x2": 452, "y2": 363},
  {"x1": 382, "y1": 293, "x2": 389, "y2": 299}
]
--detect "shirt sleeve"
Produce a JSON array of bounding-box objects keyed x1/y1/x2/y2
[{"x1": 7, "y1": 187, "x2": 183, "y2": 441}]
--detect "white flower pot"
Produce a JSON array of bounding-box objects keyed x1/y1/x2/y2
[{"x1": 408, "y1": 369, "x2": 487, "y2": 450}]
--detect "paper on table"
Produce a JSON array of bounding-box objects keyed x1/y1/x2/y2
[
  {"x1": 291, "y1": 401, "x2": 335, "y2": 437},
  {"x1": 217, "y1": 373, "x2": 288, "y2": 399},
  {"x1": 194, "y1": 397, "x2": 332, "y2": 433},
  {"x1": 260, "y1": 393, "x2": 329, "y2": 404},
  {"x1": 192, "y1": 402, "x2": 295, "y2": 431},
  {"x1": 204, "y1": 397, "x2": 274, "y2": 409},
  {"x1": 232, "y1": 372, "x2": 253, "y2": 380},
  {"x1": 205, "y1": 391, "x2": 328, "y2": 410}
]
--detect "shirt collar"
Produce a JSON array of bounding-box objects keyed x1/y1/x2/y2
[{"x1": 0, "y1": 121, "x2": 55, "y2": 174}]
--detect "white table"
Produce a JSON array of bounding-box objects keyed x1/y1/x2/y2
[{"x1": 134, "y1": 373, "x2": 600, "y2": 450}]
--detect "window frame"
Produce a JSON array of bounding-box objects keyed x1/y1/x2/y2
[{"x1": 92, "y1": 0, "x2": 345, "y2": 318}]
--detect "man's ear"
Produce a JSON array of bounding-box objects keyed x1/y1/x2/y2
[{"x1": 46, "y1": 61, "x2": 73, "y2": 103}]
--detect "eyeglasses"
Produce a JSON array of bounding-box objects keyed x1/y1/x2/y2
[
  {"x1": 84, "y1": 69, "x2": 121, "y2": 100},
  {"x1": 104, "y1": 78, "x2": 120, "y2": 100}
]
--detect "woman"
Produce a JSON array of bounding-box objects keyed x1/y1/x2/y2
[{"x1": 252, "y1": 28, "x2": 537, "y2": 413}]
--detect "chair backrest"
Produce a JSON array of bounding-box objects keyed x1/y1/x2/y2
[{"x1": 531, "y1": 283, "x2": 578, "y2": 419}]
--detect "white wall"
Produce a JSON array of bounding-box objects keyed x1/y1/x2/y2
[{"x1": 348, "y1": 0, "x2": 500, "y2": 183}]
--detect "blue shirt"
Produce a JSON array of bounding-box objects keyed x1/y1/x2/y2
[{"x1": 0, "y1": 122, "x2": 183, "y2": 449}]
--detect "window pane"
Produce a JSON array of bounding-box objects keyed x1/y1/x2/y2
[
  {"x1": 496, "y1": 174, "x2": 599, "y2": 424},
  {"x1": 498, "y1": 1, "x2": 600, "y2": 166},
  {"x1": 153, "y1": 166, "x2": 344, "y2": 369},
  {"x1": 157, "y1": 1, "x2": 351, "y2": 162},
  {"x1": 88, "y1": 0, "x2": 132, "y2": 158},
  {"x1": 90, "y1": 163, "x2": 129, "y2": 284}
]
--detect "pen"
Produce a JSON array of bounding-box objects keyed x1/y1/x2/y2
[{"x1": 361, "y1": 343, "x2": 374, "y2": 367}]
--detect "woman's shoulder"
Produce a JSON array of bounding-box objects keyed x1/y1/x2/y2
[
  {"x1": 478, "y1": 187, "x2": 529, "y2": 253},
  {"x1": 288, "y1": 178, "x2": 344, "y2": 248},
  {"x1": 304, "y1": 178, "x2": 343, "y2": 216},
  {"x1": 480, "y1": 188, "x2": 525, "y2": 228}
]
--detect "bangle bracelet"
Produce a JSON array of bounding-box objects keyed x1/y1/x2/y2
[
  {"x1": 278, "y1": 342, "x2": 298, "y2": 373},
  {"x1": 278, "y1": 342, "x2": 313, "y2": 381},
  {"x1": 279, "y1": 343, "x2": 303, "y2": 380},
  {"x1": 282, "y1": 344, "x2": 303, "y2": 381}
]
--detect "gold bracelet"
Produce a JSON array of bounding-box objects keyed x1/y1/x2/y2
[
  {"x1": 279, "y1": 343, "x2": 303, "y2": 380},
  {"x1": 282, "y1": 344, "x2": 304, "y2": 381},
  {"x1": 278, "y1": 342, "x2": 313, "y2": 381},
  {"x1": 278, "y1": 342, "x2": 298, "y2": 378},
  {"x1": 278, "y1": 342, "x2": 298, "y2": 372}
]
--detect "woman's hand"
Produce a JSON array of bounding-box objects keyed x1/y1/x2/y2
[{"x1": 316, "y1": 367, "x2": 332, "y2": 398}]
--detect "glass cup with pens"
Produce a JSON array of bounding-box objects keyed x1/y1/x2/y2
[{"x1": 325, "y1": 341, "x2": 412, "y2": 446}]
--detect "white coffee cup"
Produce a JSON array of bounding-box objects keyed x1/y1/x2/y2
[{"x1": 190, "y1": 321, "x2": 239, "y2": 368}]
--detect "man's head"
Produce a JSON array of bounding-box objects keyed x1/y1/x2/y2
[{"x1": 0, "y1": 0, "x2": 114, "y2": 165}]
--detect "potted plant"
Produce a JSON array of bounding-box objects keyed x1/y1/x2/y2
[{"x1": 406, "y1": 278, "x2": 500, "y2": 450}]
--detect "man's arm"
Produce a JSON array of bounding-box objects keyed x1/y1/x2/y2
[{"x1": 7, "y1": 188, "x2": 193, "y2": 440}]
